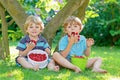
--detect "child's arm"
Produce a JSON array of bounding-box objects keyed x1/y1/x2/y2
[
  {"x1": 84, "y1": 38, "x2": 94, "y2": 57},
  {"x1": 61, "y1": 35, "x2": 78, "y2": 57},
  {"x1": 84, "y1": 47, "x2": 91, "y2": 57},
  {"x1": 45, "y1": 48, "x2": 51, "y2": 56},
  {"x1": 60, "y1": 42, "x2": 73, "y2": 57},
  {"x1": 19, "y1": 42, "x2": 36, "y2": 56}
]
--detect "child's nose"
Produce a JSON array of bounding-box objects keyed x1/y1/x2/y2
[
  {"x1": 33, "y1": 27, "x2": 37, "y2": 29},
  {"x1": 71, "y1": 26, "x2": 74, "y2": 30}
]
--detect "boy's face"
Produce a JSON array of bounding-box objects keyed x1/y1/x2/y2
[
  {"x1": 65, "y1": 23, "x2": 82, "y2": 35},
  {"x1": 26, "y1": 23, "x2": 42, "y2": 37}
]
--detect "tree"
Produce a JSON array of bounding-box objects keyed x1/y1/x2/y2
[
  {"x1": 43, "y1": 0, "x2": 89, "y2": 45},
  {"x1": 0, "y1": 38, "x2": 4, "y2": 59},
  {"x1": 0, "y1": 0, "x2": 89, "y2": 59},
  {"x1": 0, "y1": 3, "x2": 9, "y2": 59},
  {"x1": 0, "y1": 0, "x2": 28, "y2": 33}
]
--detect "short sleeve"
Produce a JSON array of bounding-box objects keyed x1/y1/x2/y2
[
  {"x1": 40, "y1": 36, "x2": 50, "y2": 50},
  {"x1": 82, "y1": 36, "x2": 87, "y2": 50},
  {"x1": 58, "y1": 36, "x2": 68, "y2": 51},
  {"x1": 16, "y1": 37, "x2": 27, "y2": 51}
]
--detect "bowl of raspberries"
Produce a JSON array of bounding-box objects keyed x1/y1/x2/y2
[{"x1": 27, "y1": 49, "x2": 48, "y2": 69}]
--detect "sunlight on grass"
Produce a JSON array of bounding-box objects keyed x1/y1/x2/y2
[
  {"x1": 9, "y1": 46, "x2": 18, "y2": 63},
  {"x1": 103, "y1": 52, "x2": 108, "y2": 54},
  {"x1": 10, "y1": 46, "x2": 18, "y2": 54},
  {"x1": 74, "y1": 76, "x2": 89, "y2": 80},
  {"x1": 109, "y1": 77, "x2": 120, "y2": 80},
  {"x1": 42, "y1": 70, "x2": 71, "y2": 80},
  {"x1": 57, "y1": 70, "x2": 71, "y2": 79},
  {"x1": 0, "y1": 69, "x2": 24, "y2": 80},
  {"x1": 103, "y1": 74, "x2": 120, "y2": 80},
  {"x1": 44, "y1": 76, "x2": 51, "y2": 80},
  {"x1": 91, "y1": 51, "x2": 96, "y2": 55}
]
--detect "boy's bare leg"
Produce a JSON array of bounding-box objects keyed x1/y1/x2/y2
[
  {"x1": 17, "y1": 57, "x2": 39, "y2": 71},
  {"x1": 53, "y1": 52, "x2": 81, "y2": 73},
  {"x1": 86, "y1": 57, "x2": 107, "y2": 73},
  {"x1": 47, "y1": 59, "x2": 60, "y2": 72}
]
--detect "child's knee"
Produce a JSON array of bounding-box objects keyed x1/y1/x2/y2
[
  {"x1": 94, "y1": 57, "x2": 102, "y2": 61},
  {"x1": 49, "y1": 59, "x2": 54, "y2": 64},
  {"x1": 53, "y1": 52, "x2": 59, "y2": 58},
  {"x1": 97, "y1": 57, "x2": 102, "y2": 61},
  {"x1": 16, "y1": 56, "x2": 22, "y2": 62}
]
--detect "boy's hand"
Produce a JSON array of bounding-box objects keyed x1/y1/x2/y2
[
  {"x1": 26, "y1": 42, "x2": 36, "y2": 51},
  {"x1": 68, "y1": 34, "x2": 78, "y2": 44},
  {"x1": 68, "y1": 32, "x2": 80, "y2": 44},
  {"x1": 86, "y1": 38, "x2": 94, "y2": 47}
]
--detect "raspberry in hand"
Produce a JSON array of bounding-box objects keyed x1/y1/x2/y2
[{"x1": 30, "y1": 40, "x2": 37, "y2": 45}]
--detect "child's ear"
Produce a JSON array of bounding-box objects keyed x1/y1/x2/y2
[
  {"x1": 39, "y1": 26, "x2": 43, "y2": 32},
  {"x1": 25, "y1": 30, "x2": 29, "y2": 34},
  {"x1": 79, "y1": 25, "x2": 84, "y2": 32},
  {"x1": 64, "y1": 29, "x2": 67, "y2": 33},
  {"x1": 26, "y1": 30, "x2": 28, "y2": 33}
]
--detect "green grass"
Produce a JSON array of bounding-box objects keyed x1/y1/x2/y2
[{"x1": 0, "y1": 41, "x2": 120, "y2": 80}]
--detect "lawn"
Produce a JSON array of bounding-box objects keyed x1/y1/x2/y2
[{"x1": 0, "y1": 41, "x2": 120, "y2": 80}]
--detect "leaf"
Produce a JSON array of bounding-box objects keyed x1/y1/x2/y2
[{"x1": 109, "y1": 30, "x2": 120, "y2": 36}]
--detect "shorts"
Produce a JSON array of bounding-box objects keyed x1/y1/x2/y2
[
  {"x1": 47, "y1": 58, "x2": 51, "y2": 63},
  {"x1": 66, "y1": 57, "x2": 71, "y2": 62},
  {"x1": 59, "y1": 52, "x2": 71, "y2": 62}
]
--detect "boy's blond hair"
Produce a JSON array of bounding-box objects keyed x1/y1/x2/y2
[
  {"x1": 63, "y1": 16, "x2": 83, "y2": 30},
  {"x1": 24, "y1": 15, "x2": 44, "y2": 34}
]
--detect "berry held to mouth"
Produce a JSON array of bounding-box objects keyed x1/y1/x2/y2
[
  {"x1": 30, "y1": 40, "x2": 37, "y2": 45},
  {"x1": 68, "y1": 32, "x2": 80, "y2": 41}
]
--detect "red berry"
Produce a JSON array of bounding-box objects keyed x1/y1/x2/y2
[
  {"x1": 30, "y1": 40, "x2": 37, "y2": 45},
  {"x1": 75, "y1": 32, "x2": 78, "y2": 35},
  {"x1": 74, "y1": 56, "x2": 84, "y2": 58},
  {"x1": 71, "y1": 32, "x2": 75, "y2": 36},
  {"x1": 78, "y1": 35, "x2": 80, "y2": 41},
  {"x1": 29, "y1": 53, "x2": 47, "y2": 61}
]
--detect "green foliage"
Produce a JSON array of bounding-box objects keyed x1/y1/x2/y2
[
  {"x1": 18, "y1": 0, "x2": 39, "y2": 15},
  {"x1": 110, "y1": 30, "x2": 120, "y2": 36},
  {"x1": 0, "y1": 0, "x2": 67, "y2": 41},
  {"x1": 82, "y1": 1, "x2": 120, "y2": 46},
  {"x1": 35, "y1": 0, "x2": 67, "y2": 25},
  {"x1": 115, "y1": 39, "x2": 120, "y2": 46},
  {"x1": 51, "y1": 27, "x2": 63, "y2": 53},
  {"x1": 8, "y1": 28, "x2": 23, "y2": 41},
  {"x1": 18, "y1": 0, "x2": 67, "y2": 24}
]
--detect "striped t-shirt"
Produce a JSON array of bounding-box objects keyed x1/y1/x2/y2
[{"x1": 16, "y1": 35, "x2": 50, "y2": 51}]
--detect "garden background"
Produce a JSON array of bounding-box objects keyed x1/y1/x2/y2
[{"x1": 0, "y1": 0, "x2": 120, "y2": 80}]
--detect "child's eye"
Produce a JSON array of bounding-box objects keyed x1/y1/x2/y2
[
  {"x1": 68, "y1": 26, "x2": 71, "y2": 28},
  {"x1": 74, "y1": 26, "x2": 77, "y2": 28},
  {"x1": 29, "y1": 26, "x2": 33, "y2": 28},
  {"x1": 36, "y1": 26, "x2": 39, "y2": 28}
]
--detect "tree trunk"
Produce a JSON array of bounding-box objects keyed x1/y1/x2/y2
[
  {"x1": 0, "y1": 38, "x2": 4, "y2": 60},
  {"x1": 43, "y1": 0, "x2": 89, "y2": 46},
  {"x1": 73, "y1": 0, "x2": 89, "y2": 21},
  {"x1": 0, "y1": 0, "x2": 28, "y2": 34},
  {"x1": 0, "y1": 3, "x2": 10, "y2": 59}
]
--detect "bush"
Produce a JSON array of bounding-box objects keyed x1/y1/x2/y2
[{"x1": 82, "y1": 1, "x2": 120, "y2": 46}]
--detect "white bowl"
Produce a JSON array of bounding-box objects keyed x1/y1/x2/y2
[{"x1": 27, "y1": 49, "x2": 48, "y2": 69}]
